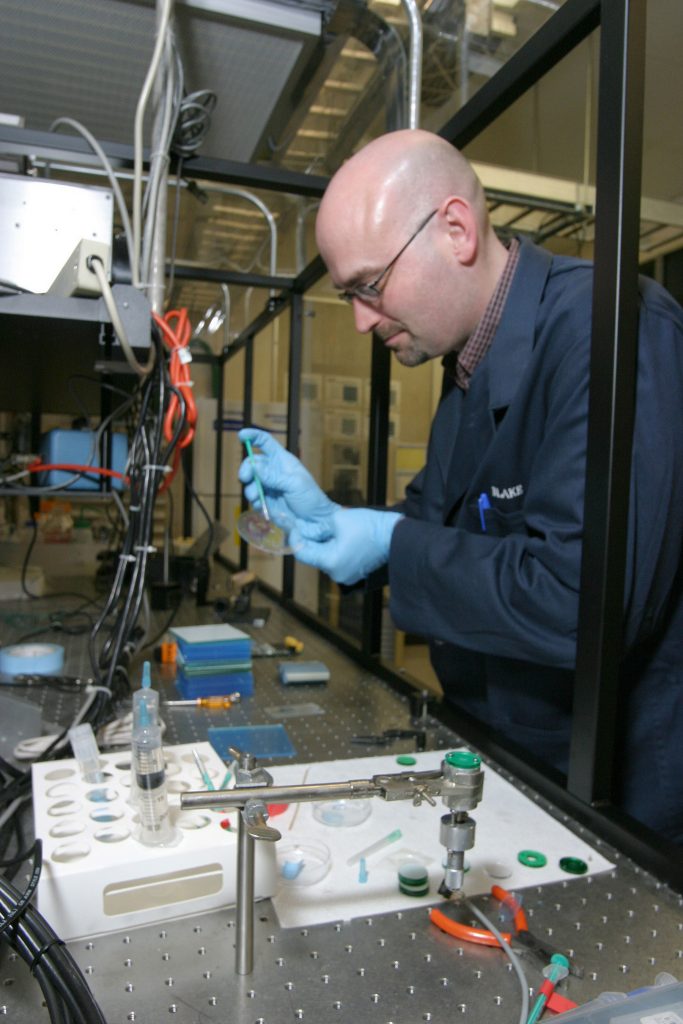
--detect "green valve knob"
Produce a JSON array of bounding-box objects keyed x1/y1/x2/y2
[{"x1": 445, "y1": 751, "x2": 481, "y2": 770}]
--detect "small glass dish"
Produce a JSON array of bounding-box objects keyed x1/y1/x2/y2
[
  {"x1": 276, "y1": 838, "x2": 331, "y2": 887},
  {"x1": 312, "y1": 798, "x2": 372, "y2": 828}
]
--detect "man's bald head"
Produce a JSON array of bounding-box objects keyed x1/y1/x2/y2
[
  {"x1": 315, "y1": 130, "x2": 507, "y2": 366},
  {"x1": 316, "y1": 130, "x2": 488, "y2": 260}
]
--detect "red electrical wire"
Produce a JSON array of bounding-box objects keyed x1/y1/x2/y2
[
  {"x1": 153, "y1": 308, "x2": 196, "y2": 448},
  {"x1": 26, "y1": 462, "x2": 129, "y2": 485},
  {"x1": 153, "y1": 307, "x2": 197, "y2": 492}
]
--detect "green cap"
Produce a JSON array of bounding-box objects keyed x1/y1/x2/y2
[
  {"x1": 445, "y1": 751, "x2": 481, "y2": 770},
  {"x1": 559, "y1": 856, "x2": 588, "y2": 875}
]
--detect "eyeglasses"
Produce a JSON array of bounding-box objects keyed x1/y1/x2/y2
[{"x1": 338, "y1": 208, "x2": 438, "y2": 304}]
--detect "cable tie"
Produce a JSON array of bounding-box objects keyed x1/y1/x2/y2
[
  {"x1": 143, "y1": 463, "x2": 172, "y2": 473},
  {"x1": 128, "y1": 504, "x2": 141, "y2": 512},
  {"x1": 177, "y1": 348, "x2": 193, "y2": 364},
  {"x1": 149, "y1": 149, "x2": 170, "y2": 164},
  {"x1": 134, "y1": 544, "x2": 157, "y2": 553},
  {"x1": 29, "y1": 938, "x2": 65, "y2": 975},
  {"x1": 178, "y1": 378, "x2": 194, "y2": 386},
  {"x1": 118, "y1": 554, "x2": 137, "y2": 563}
]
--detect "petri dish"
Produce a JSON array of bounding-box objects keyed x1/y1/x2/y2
[
  {"x1": 277, "y1": 839, "x2": 331, "y2": 887},
  {"x1": 237, "y1": 510, "x2": 300, "y2": 556},
  {"x1": 312, "y1": 799, "x2": 372, "y2": 828}
]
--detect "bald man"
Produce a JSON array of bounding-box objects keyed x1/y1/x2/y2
[
  {"x1": 315, "y1": 130, "x2": 507, "y2": 369},
  {"x1": 240, "y1": 130, "x2": 683, "y2": 842}
]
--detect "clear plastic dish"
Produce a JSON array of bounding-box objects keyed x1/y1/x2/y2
[
  {"x1": 237, "y1": 510, "x2": 299, "y2": 555},
  {"x1": 312, "y1": 798, "x2": 371, "y2": 827},
  {"x1": 276, "y1": 838, "x2": 331, "y2": 887}
]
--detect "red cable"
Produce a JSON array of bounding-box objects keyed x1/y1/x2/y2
[
  {"x1": 154, "y1": 309, "x2": 197, "y2": 448},
  {"x1": 27, "y1": 461, "x2": 129, "y2": 484},
  {"x1": 153, "y1": 308, "x2": 197, "y2": 492}
]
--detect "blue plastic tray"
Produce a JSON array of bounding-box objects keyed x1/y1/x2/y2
[{"x1": 208, "y1": 724, "x2": 296, "y2": 760}]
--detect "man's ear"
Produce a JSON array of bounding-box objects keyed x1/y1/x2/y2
[{"x1": 441, "y1": 196, "x2": 478, "y2": 266}]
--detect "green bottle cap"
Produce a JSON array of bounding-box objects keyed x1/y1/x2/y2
[
  {"x1": 445, "y1": 751, "x2": 481, "y2": 770},
  {"x1": 559, "y1": 856, "x2": 588, "y2": 875}
]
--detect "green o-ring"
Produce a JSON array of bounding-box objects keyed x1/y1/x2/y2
[
  {"x1": 396, "y1": 755, "x2": 417, "y2": 766},
  {"x1": 518, "y1": 849, "x2": 547, "y2": 868},
  {"x1": 559, "y1": 856, "x2": 588, "y2": 875}
]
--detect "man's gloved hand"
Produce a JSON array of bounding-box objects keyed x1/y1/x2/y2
[
  {"x1": 290, "y1": 507, "x2": 403, "y2": 586},
  {"x1": 238, "y1": 428, "x2": 338, "y2": 537}
]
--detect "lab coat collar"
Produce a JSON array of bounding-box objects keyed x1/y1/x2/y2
[{"x1": 485, "y1": 237, "x2": 554, "y2": 411}]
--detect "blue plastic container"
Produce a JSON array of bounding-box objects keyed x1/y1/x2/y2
[{"x1": 39, "y1": 430, "x2": 127, "y2": 491}]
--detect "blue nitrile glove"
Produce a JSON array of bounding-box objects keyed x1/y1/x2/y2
[
  {"x1": 290, "y1": 507, "x2": 403, "y2": 586},
  {"x1": 238, "y1": 428, "x2": 339, "y2": 537}
]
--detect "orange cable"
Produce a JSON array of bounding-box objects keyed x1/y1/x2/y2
[
  {"x1": 153, "y1": 308, "x2": 197, "y2": 491},
  {"x1": 429, "y1": 906, "x2": 512, "y2": 948}
]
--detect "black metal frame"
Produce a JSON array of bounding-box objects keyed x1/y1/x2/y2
[{"x1": 2, "y1": 0, "x2": 675, "y2": 884}]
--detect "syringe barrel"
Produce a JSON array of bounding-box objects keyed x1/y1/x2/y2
[{"x1": 132, "y1": 723, "x2": 175, "y2": 844}]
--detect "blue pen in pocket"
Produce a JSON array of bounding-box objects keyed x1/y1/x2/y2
[{"x1": 477, "y1": 492, "x2": 491, "y2": 532}]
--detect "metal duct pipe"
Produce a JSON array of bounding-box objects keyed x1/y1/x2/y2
[{"x1": 401, "y1": 0, "x2": 423, "y2": 128}]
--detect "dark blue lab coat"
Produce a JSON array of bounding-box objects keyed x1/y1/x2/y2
[{"x1": 389, "y1": 238, "x2": 683, "y2": 840}]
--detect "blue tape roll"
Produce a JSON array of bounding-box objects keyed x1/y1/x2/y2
[{"x1": 0, "y1": 643, "x2": 65, "y2": 677}]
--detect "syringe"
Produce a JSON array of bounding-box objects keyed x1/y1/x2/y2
[
  {"x1": 130, "y1": 660, "x2": 160, "y2": 812},
  {"x1": 132, "y1": 717, "x2": 178, "y2": 847}
]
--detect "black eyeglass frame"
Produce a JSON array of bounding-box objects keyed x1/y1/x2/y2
[{"x1": 337, "y1": 208, "x2": 438, "y2": 304}]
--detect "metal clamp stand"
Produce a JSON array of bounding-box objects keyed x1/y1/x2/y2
[
  {"x1": 230, "y1": 749, "x2": 281, "y2": 975},
  {"x1": 181, "y1": 750, "x2": 484, "y2": 974}
]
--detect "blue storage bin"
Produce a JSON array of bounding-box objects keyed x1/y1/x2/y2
[{"x1": 39, "y1": 430, "x2": 128, "y2": 491}]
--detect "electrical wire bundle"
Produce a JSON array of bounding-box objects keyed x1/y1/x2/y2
[
  {"x1": 171, "y1": 88, "x2": 217, "y2": 159},
  {"x1": 0, "y1": 843, "x2": 106, "y2": 1024},
  {"x1": 0, "y1": 753, "x2": 108, "y2": 1022},
  {"x1": 154, "y1": 306, "x2": 197, "y2": 489},
  {"x1": 87, "y1": 327, "x2": 187, "y2": 723}
]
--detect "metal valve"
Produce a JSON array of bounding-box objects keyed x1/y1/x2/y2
[{"x1": 438, "y1": 751, "x2": 484, "y2": 899}]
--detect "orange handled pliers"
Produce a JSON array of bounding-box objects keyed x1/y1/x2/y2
[{"x1": 430, "y1": 885, "x2": 583, "y2": 979}]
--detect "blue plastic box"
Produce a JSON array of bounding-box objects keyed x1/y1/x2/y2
[{"x1": 39, "y1": 430, "x2": 128, "y2": 491}]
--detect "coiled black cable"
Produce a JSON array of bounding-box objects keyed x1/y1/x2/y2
[
  {"x1": 171, "y1": 89, "x2": 217, "y2": 158},
  {"x1": 0, "y1": 845, "x2": 107, "y2": 1023}
]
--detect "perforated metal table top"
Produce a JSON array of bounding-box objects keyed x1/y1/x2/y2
[{"x1": 2, "y1": 584, "x2": 682, "y2": 1023}]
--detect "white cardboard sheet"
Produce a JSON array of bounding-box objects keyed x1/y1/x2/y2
[{"x1": 268, "y1": 750, "x2": 614, "y2": 929}]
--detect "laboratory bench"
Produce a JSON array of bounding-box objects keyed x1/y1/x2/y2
[{"x1": 1, "y1": 580, "x2": 682, "y2": 1024}]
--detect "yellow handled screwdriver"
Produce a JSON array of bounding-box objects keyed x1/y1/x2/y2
[{"x1": 165, "y1": 693, "x2": 242, "y2": 709}]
